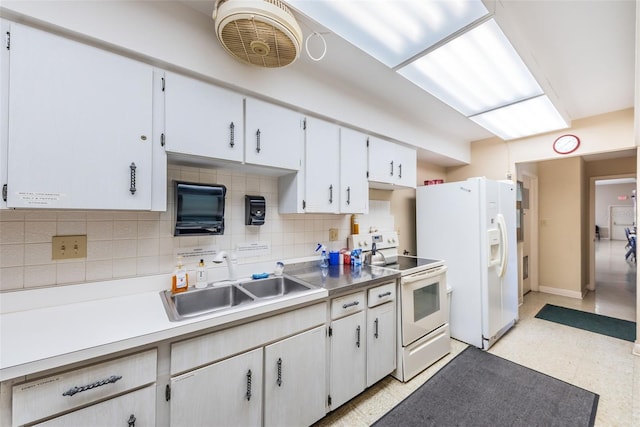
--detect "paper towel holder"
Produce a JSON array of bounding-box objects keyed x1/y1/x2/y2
[{"x1": 245, "y1": 195, "x2": 266, "y2": 226}]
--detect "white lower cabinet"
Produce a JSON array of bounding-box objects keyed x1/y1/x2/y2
[
  {"x1": 35, "y1": 385, "x2": 156, "y2": 427},
  {"x1": 329, "y1": 310, "x2": 366, "y2": 409},
  {"x1": 366, "y1": 282, "x2": 397, "y2": 387},
  {"x1": 264, "y1": 326, "x2": 326, "y2": 427},
  {"x1": 170, "y1": 348, "x2": 263, "y2": 427},
  {"x1": 366, "y1": 301, "x2": 396, "y2": 387},
  {"x1": 168, "y1": 303, "x2": 327, "y2": 427},
  {"x1": 12, "y1": 349, "x2": 157, "y2": 427}
]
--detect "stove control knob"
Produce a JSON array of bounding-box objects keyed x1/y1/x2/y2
[{"x1": 364, "y1": 241, "x2": 369, "y2": 247}]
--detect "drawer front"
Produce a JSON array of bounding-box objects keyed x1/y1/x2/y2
[
  {"x1": 331, "y1": 291, "x2": 365, "y2": 320},
  {"x1": 35, "y1": 385, "x2": 156, "y2": 427},
  {"x1": 367, "y1": 282, "x2": 396, "y2": 308},
  {"x1": 13, "y1": 349, "x2": 157, "y2": 426}
]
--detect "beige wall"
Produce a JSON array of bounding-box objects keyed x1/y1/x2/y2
[{"x1": 537, "y1": 158, "x2": 585, "y2": 296}]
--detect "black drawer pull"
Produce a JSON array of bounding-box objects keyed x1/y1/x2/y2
[
  {"x1": 378, "y1": 291, "x2": 392, "y2": 298},
  {"x1": 342, "y1": 301, "x2": 360, "y2": 309},
  {"x1": 62, "y1": 375, "x2": 122, "y2": 397}
]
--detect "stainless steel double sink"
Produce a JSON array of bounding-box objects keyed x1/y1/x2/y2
[{"x1": 160, "y1": 275, "x2": 316, "y2": 321}]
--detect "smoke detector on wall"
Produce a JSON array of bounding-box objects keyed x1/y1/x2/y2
[{"x1": 213, "y1": 0, "x2": 303, "y2": 68}]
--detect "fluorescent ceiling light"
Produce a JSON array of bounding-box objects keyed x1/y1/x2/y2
[
  {"x1": 469, "y1": 95, "x2": 569, "y2": 140},
  {"x1": 397, "y1": 19, "x2": 543, "y2": 116},
  {"x1": 287, "y1": 0, "x2": 489, "y2": 67}
]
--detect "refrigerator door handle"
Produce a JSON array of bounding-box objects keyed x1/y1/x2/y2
[{"x1": 496, "y1": 213, "x2": 508, "y2": 277}]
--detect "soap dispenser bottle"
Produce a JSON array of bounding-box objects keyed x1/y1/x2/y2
[
  {"x1": 172, "y1": 256, "x2": 189, "y2": 294},
  {"x1": 195, "y1": 259, "x2": 207, "y2": 289}
]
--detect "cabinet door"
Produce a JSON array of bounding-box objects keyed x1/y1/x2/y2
[
  {"x1": 264, "y1": 326, "x2": 326, "y2": 427},
  {"x1": 245, "y1": 97, "x2": 303, "y2": 171},
  {"x1": 366, "y1": 302, "x2": 396, "y2": 387},
  {"x1": 330, "y1": 311, "x2": 366, "y2": 410},
  {"x1": 305, "y1": 117, "x2": 340, "y2": 213},
  {"x1": 395, "y1": 143, "x2": 417, "y2": 188},
  {"x1": 368, "y1": 136, "x2": 416, "y2": 189},
  {"x1": 340, "y1": 127, "x2": 369, "y2": 213},
  {"x1": 36, "y1": 386, "x2": 155, "y2": 427},
  {"x1": 164, "y1": 71, "x2": 243, "y2": 163},
  {"x1": 170, "y1": 348, "x2": 263, "y2": 427},
  {"x1": 7, "y1": 23, "x2": 153, "y2": 210}
]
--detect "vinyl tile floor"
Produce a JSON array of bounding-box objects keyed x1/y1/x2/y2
[{"x1": 314, "y1": 239, "x2": 639, "y2": 427}]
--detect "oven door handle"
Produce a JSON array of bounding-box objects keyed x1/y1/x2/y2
[{"x1": 402, "y1": 266, "x2": 447, "y2": 284}]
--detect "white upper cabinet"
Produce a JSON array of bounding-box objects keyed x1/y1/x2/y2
[
  {"x1": 279, "y1": 120, "x2": 368, "y2": 214},
  {"x1": 163, "y1": 71, "x2": 244, "y2": 163},
  {"x1": 339, "y1": 127, "x2": 369, "y2": 213},
  {"x1": 245, "y1": 97, "x2": 303, "y2": 171},
  {"x1": 6, "y1": 23, "x2": 155, "y2": 210},
  {"x1": 368, "y1": 136, "x2": 417, "y2": 189},
  {"x1": 304, "y1": 117, "x2": 340, "y2": 213}
]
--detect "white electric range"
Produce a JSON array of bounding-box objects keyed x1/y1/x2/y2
[{"x1": 348, "y1": 231, "x2": 451, "y2": 382}]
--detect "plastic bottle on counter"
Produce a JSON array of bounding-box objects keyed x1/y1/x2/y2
[
  {"x1": 195, "y1": 259, "x2": 207, "y2": 289},
  {"x1": 316, "y1": 243, "x2": 329, "y2": 268},
  {"x1": 171, "y1": 256, "x2": 189, "y2": 294},
  {"x1": 351, "y1": 214, "x2": 360, "y2": 234}
]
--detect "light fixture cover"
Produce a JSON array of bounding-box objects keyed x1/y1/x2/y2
[
  {"x1": 397, "y1": 19, "x2": 543, "y2": 116},
  {"x1": 469, "y1": 95, "x2": 569, "y2": 140},
  {"x1": 287, "y1": 0, "x2": 488, "y2": 67}
]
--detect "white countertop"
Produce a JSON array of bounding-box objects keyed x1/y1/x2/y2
[{"x1": 0, "y1": 274, "x2": 328, "y2": 382}]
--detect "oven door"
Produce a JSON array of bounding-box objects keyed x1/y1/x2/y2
[{"x1": 400, "y1": 265, "x2": 447, "y2": 346}]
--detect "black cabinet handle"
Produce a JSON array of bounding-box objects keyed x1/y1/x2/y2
[
  {"x1": 346, "y1": 186, "x2": 351, "y2": 205},
  {"x1": 229, "y1": 122, "x2": 235, "y2": 147},
  {"x1": 62, "y1": 375, "x2": 122, "y2": 397},
  {"x1": 374, "y1": 318, "x2": 379, "y2": 339},
  {"x1": 398, "y1": 163, "x2": 403, "y2": 179},
  {"x1": 356, "y1": 325, "x2": 361, "y2": 348},
  {"x1": 246, "y1": 369, "x2": 252, "y2": 401},
  {"x1": 276, "y1": 358, "x2": 282, "y2": 387},
  {"x1": 378, "y1": 291, "x2": 392, "y2": 298},
  {"x1": 329, "y1": 184, "x2": 333, "y2": 204},
  {"x1": 129, "y1": 163, "x2": 136, "y2": 195},
  {"x1": 256, "y1": 129, "x2": 261, "y2": 153},
  {"x1": 127, "y1": 414, "x2": 136, "y2": 427},
  {"x1": 342, "y1": 301, "x2": 360, "y2": 309},
  {"x1": 390, "y1": 160, "x2": 394, "y2": 176}
]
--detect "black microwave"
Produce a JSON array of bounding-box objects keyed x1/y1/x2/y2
[{"x1": 174, "y1": 181, "x2": 226, "y2": 236}]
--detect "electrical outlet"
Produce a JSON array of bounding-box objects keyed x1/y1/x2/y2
[
  {"x1": 329, "y1": 228, "x2": 339, "y2": 241},
  {"x1": 52, "y1": 235, "x2": 87, "y2": 260}
]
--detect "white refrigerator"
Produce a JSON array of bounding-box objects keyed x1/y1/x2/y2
[{"x1": 416, "y1": 177, "x2": 518, "y2": 349}]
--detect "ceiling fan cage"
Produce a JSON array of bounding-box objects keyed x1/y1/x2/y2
[{"x1": 214, "y1": 0, "x2": 303, "y2": 68}]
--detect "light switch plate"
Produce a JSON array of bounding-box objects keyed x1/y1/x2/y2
[{"x1": 52, "y1": 235, "x2": 87, "y2": 260}]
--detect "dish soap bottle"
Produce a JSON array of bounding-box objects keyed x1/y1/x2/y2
[
  {"x1": 172, "y1": 256, "x2": 189, "y2": 294},
  {"x1": 195, "y1": 259, "x2": 207, "y2": 289}
]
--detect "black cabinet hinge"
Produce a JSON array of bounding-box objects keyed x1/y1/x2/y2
[
  {"x1": 2, "y1": 184, "x2": 7, "y2": 202},
  {"x1": 165, "y1": 384, "x2": 171, "y2": 401},
  {"x1": 5, "y1": 31, "x2": 10, "y2": 50},
  {"x1": 328, "y1": 326, "x2": 332, "y2": 337},
  {"x1": 328, "y1": 395, "x2": 332, "y2": 406}
]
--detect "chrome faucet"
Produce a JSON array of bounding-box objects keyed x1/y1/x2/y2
[{"x1": 213, "y1": 251, "x2": 237, "y2": 280}]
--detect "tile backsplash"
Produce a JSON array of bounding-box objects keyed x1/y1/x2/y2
[{"x1": 0, "y1": 165, "x2": 395, "y2": 291}]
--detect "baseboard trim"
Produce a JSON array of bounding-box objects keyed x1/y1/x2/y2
[{"x1": 538, "y1": 286, "x2": 584, "y2": 299}]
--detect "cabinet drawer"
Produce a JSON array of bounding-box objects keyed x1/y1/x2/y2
[
  {"x1": 13, "y1": 349, "x2": 157, "y2": 426},
  {"x1": 35, "y1": 385, "x2": 156, "y2": 427},
  {"x1": 368, "y1": 282, "x2": 396, "y2": 308},
  {"x1": 331, "y1": 291, "x2": 365, "y2": 320}
]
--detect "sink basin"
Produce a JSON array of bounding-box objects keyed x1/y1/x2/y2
[
  {"x1": 161, "y1": 284, "x2": 255, "y2": 321},
  {"x1": 239, "y1": 276, "x2": 313, "y2": 299}
]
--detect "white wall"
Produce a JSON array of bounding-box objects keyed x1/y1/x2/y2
[{"x1": 595, "y1": 183, "x2": 636, "y2": 238}]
